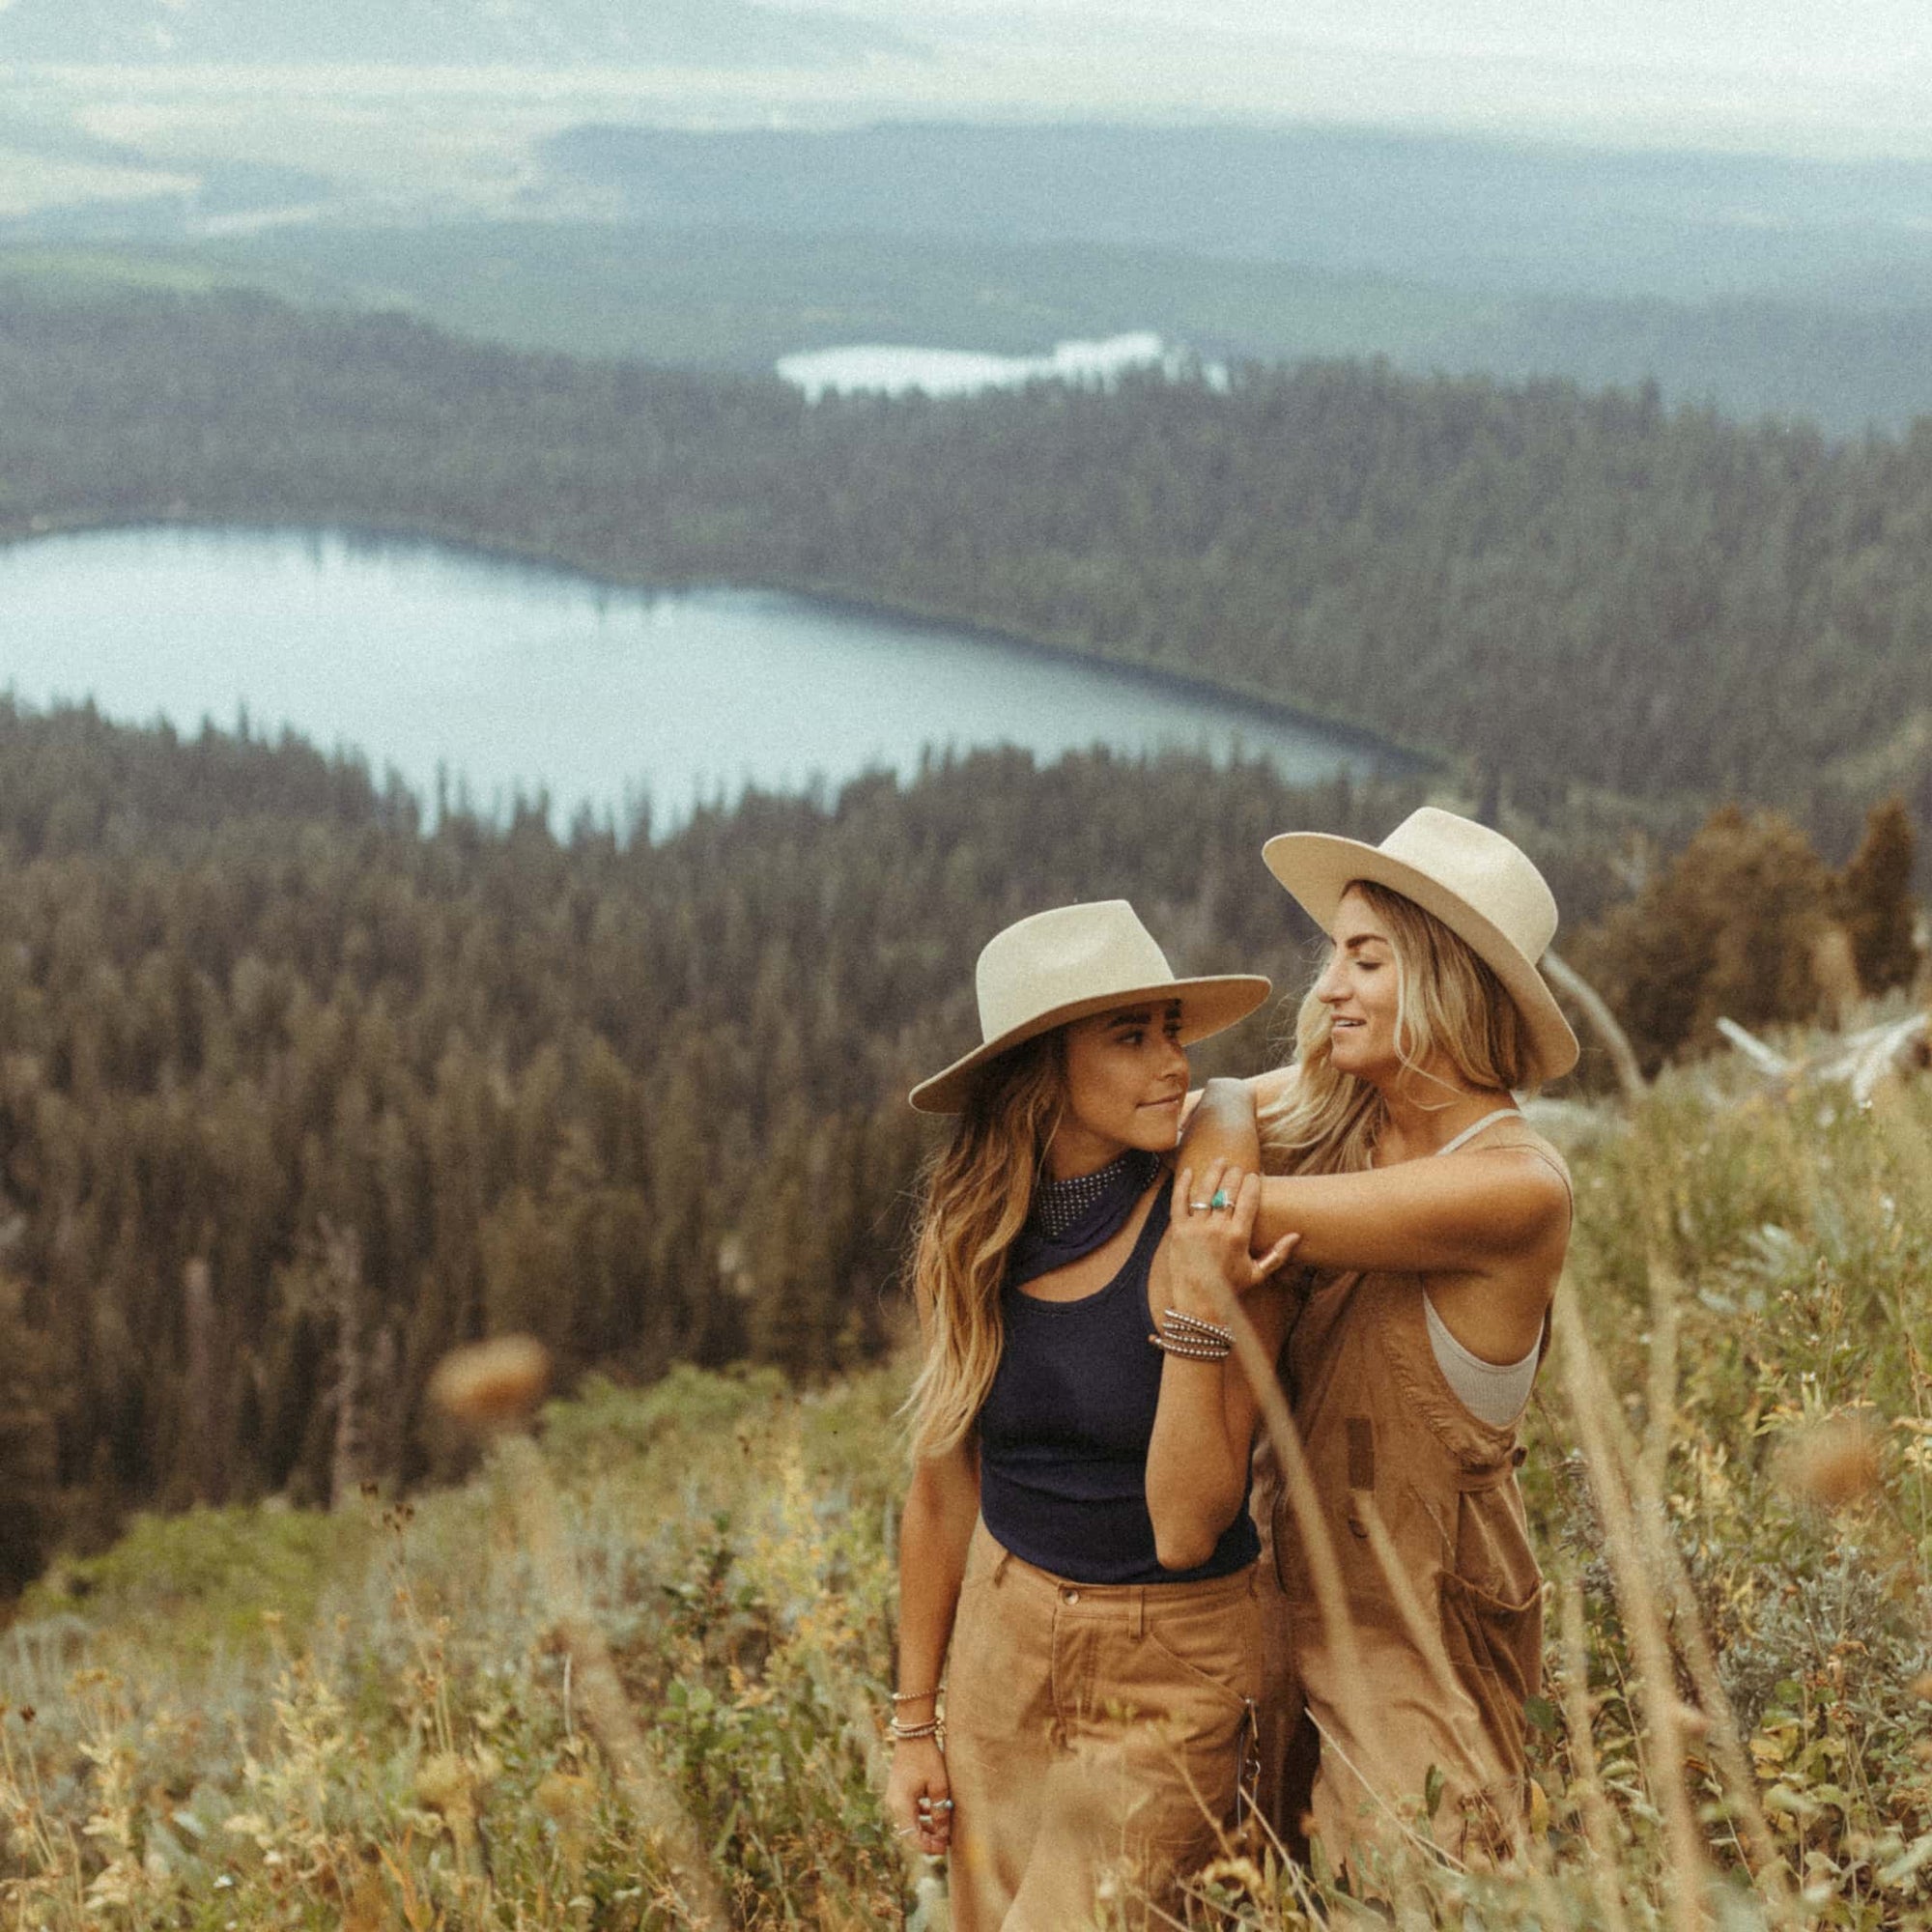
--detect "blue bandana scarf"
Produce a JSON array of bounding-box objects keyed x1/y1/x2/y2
[{"x1": 1006, "y1": 1148, "x2": 1163, "y2": 1291}]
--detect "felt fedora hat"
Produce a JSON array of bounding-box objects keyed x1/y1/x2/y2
[
  {"x1": 1261, "y1": 807, "x2": 1579, "y2": 1082},
  {"x1": 910, "y1": 900, "x2": 1271, "y2": 1115}
]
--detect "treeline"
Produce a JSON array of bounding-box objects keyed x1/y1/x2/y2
[
  {"x1": 0, "y1": 704, "x2": 1435, "y2": 1589},
  {"x1": 4, "y1": 289, "x2": 1932, "y2": 841},
  {"x1": 1570, "y1": 795, "x2": 1923, "y2": 1073},
  {"x1": 0, "y1": 704, "x2": 1919, "y2": 1590}
]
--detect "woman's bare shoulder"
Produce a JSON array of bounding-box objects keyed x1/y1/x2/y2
[
  {"x1": 1250, "y1": 1065, "x2": 1299, "y2": 1108},
  {"x1": 1454, "y1": 1143, "x2": 1574, "y2": 1244}
]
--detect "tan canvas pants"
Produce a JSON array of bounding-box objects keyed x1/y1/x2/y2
[{"x1": 945, "y1": 1519, "x2": 1262, "y2": 1932}]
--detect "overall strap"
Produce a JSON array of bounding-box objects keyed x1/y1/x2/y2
[
  {"x1": 1433, "y1": 1108, "x2": 1522, "y2": 1158},
  {"x1": 1432, "y1": 1106, "x2": 1571, "y2": 1375},
  {"x1": 1437, "y1": 1107, "x2": 1575, "y2": 1212}
]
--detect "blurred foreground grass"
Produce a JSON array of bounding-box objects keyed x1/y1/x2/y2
[{"x1": 8, "y1": 1042, "x2": 1932, "y2": 1927}]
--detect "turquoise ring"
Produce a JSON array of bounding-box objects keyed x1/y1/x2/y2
[{"x1": 1208, "y1": 1188, "x2": 1233, "y2": 1210}]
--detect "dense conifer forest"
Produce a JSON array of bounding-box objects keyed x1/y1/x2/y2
[
  {"x1": 0, "y1": 700, "x2": 1915, "y2": 1591},
  {"x1": 0, "y1": 703, "x2": 1449, "y2": 1587},
  {"x1": 4, "y1": 287, "x2": 1929, "y2": 1594},
  {"x1": 5, "y1": 288, "x2": 1931, "y2": 841}
]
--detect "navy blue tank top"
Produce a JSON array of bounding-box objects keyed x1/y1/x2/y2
[{"x1": 978, "y1": 1187, "x2": 1261, "y2": 1584}]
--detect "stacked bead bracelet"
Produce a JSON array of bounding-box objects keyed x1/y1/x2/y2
[
  {"x1": 1150, "y1": 1307, "x2": 1235, "y2": 1361},
  {"x1": 890, "y1": 1686, "x2": 944, "y2": 1744}
]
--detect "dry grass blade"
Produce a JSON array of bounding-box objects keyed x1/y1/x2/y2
[
  {"x1": 492, "y1": 1435, "x2": 728, "y2": 1930},
  {"x1": 429, "y1": 1338, "x2": 728, "y2": 1930},
  {"x1": 831, "y1": 1673, "x2": 948, "y2": 1914},
  {"x1": 1577, "y1": 1288, "x2": 1798, "y2": 1919},
  {"x1": 1201, "y1": 1275, "x2": 1365, "y2": 1701},
  {"x1": 1543, "y1": 949, "x2": 1647, "y2": 1105},
  {"x1": 1554, "y1": 1304, "x2": 1710, "y2": 1932},
  {"x1": 1639, "y1": 1244, "x2": 1684, "y2": 1506},
  {"x1": 1557, "y1": 1577, "x2": 1634, "y2": 1932}
]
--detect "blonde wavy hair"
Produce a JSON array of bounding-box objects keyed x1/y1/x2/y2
[
  {"x1": 1261, "y1": 879, "x2": 1531, "y2": 1176},
  {"x1": 904, "y1": 1033, "x2": 1065, "y2": 1462}
]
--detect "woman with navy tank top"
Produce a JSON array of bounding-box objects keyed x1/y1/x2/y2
[{"x1": 884, "y1": 901, "x2": 1293, "y2": 1931}]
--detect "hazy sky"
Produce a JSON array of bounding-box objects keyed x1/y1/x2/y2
[
  {"x1": 7, "y1": 0, "x2": 1926, "y2": 163},
  {"x1": 794, "y1": 0, "x2": 1929, "y2": 154}
]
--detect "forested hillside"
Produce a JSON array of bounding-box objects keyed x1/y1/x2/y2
[
  {"x1": 4, "y1": 289, "x2": 1929, "y2": 836},
  {"x1": 0, "y1": 704, "x2": 1438, "y2": 1587},
  {"x1": 34, "y1": 227, "x2": 1932, "y2": 434},
  {"x1": 546, "y1": 122, "x2": 1932, "y2": 305},
  {"x1": 0, "y1": 696, "x2": 1915, "y2": 1598}
]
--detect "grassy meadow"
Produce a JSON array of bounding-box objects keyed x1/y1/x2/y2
[{"x1": 5, "y1": 1027, "x2": 1932, "y2": 1928}]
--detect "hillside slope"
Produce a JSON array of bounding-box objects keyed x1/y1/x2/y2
[{"x1": 9, "y1": 1068, "x2": 1932, "y2": 1925}]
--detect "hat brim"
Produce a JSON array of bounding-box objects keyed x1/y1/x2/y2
[
  {"x1": 1262, "y1": 832, "x2": 1579, "y2": 1084},
  {"x1": 908, "y1": 974, "x2": 1273, "y2": 1115}
]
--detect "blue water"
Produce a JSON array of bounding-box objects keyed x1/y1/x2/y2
[{"x1": 0, "y1": 525, "x2": 1399, "y2": 824}]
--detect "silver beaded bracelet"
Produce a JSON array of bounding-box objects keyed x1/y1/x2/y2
[
  {"x1": 1149, "y1": 1330, "x2": 1233, "y2": 1361},
  {"x1": 1160, "y1": 1307, "x2": 1236, "y2": 1349}
]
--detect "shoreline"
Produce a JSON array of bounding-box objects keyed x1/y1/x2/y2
[{"x1": 0, "y1": 512, "x2": 1437, "y2": 782}]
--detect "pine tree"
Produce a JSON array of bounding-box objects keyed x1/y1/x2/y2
[
  {"x1": 1837, "y1": 797, "x2": 1921, "y2": 995},
  {"x1": 0, "y1": 1276, "x2": 59, "y2": 1593}
]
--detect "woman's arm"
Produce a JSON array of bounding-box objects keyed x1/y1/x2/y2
[
  {"x1": 1179, "y1": 1074, "x2": 1264, "y2": 1177},
  {"x1": 1185, "y1": 1079, "x2": 1569, "y2": 1278},
  {"x1": 1144, "y1": 1160, "x2": 1295, "y2": 1573},
  {"x1": 885, "y1": 1438, "x2": 979, "y2": 1855}
]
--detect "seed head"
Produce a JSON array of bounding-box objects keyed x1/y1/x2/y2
[
  {"x1": 1781, "y1": 1417, "x2": 1881, "y2": 1511},
  {"x1": 428, "y1": 1335, "x2": 551, "y2": 1431}
]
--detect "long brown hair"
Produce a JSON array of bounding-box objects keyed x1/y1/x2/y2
[
  {"x1": 903, "y1": 1034, "x2": 1064, "y2": 1461},
  {"x1": 1262, "y1": 879, "x2": 1530, "y2": 1175}
]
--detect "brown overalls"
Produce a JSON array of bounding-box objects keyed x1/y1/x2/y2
[{"x1": 1252, "y1": 1114, "x2": 1572, "y2": 1870}]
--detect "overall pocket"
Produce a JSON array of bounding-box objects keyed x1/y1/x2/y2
[{"x1": 1437, "y1": 1568, "x2": 1542, "y2": 1770}]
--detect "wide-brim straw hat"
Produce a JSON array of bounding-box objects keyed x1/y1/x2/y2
[
  {"x1": 1261, "y1": 807, "x2": 1579, "y2": 1083},
  {"x1": 910, "y1": 900, "x2": 1271, "y2": 1115}
]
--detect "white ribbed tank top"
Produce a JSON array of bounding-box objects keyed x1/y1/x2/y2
[{"x1": 1420, "y1": 1109, "x2": 1542, "y2": 1426}]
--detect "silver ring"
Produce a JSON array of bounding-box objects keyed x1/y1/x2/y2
[
  {"x1": 1208, "y1": 1188, "x2": 1232, "y2": 1210},
  {"x1": 1188, "y1": 1199, "x2": 1210, "y2": 1213}
]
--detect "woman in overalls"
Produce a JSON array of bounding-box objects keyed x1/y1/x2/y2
[
  {"x1": 1187, "y1": 808, "x2": 1577, "y2": 1870},
  {"x1": 883, "y1": 899, "x2": 1296, "y2": 1930}
]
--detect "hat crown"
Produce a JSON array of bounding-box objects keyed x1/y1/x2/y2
[
  {"x1": 977, "y1": 900, "x2": 1176, "y2": 1043},
  {"x1": 1259, "y1": 804, "x2": 1578, "y2": 1083},
  {"x1": 1378, "y1": 809, "x2": 1557, "y2": 961}
]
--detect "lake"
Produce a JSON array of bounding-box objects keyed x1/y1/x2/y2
[
  {"x1": 0, "y1": 525, "x2": 1404, "y2": 825},
  {"x1": 775, "y1": 332, "x2": 1214, "y2": 401}
]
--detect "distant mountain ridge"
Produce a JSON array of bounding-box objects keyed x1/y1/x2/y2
[
  {"x1": 0, "y1": 0, "x2": 906, "y2": 67},
  {"x1": 548, "y1": 121, "x2": 1932, "y2": 305}
]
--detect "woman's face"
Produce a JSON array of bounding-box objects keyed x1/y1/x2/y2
[
  {"x1": 1053, "y1": 999, "x2": 1190, "y2": 1171},
  {"x1": 1315, "y1": 885, "x2": 1405, "y2": 1081}
]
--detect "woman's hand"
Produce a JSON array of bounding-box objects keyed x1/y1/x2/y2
[
  {"x1": 1167, "y1": 1158, "x2": 1299, "y2": 1317},
  {"x1": 885, "y1": 1735, "x2": 953, "y2": 1856}
]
